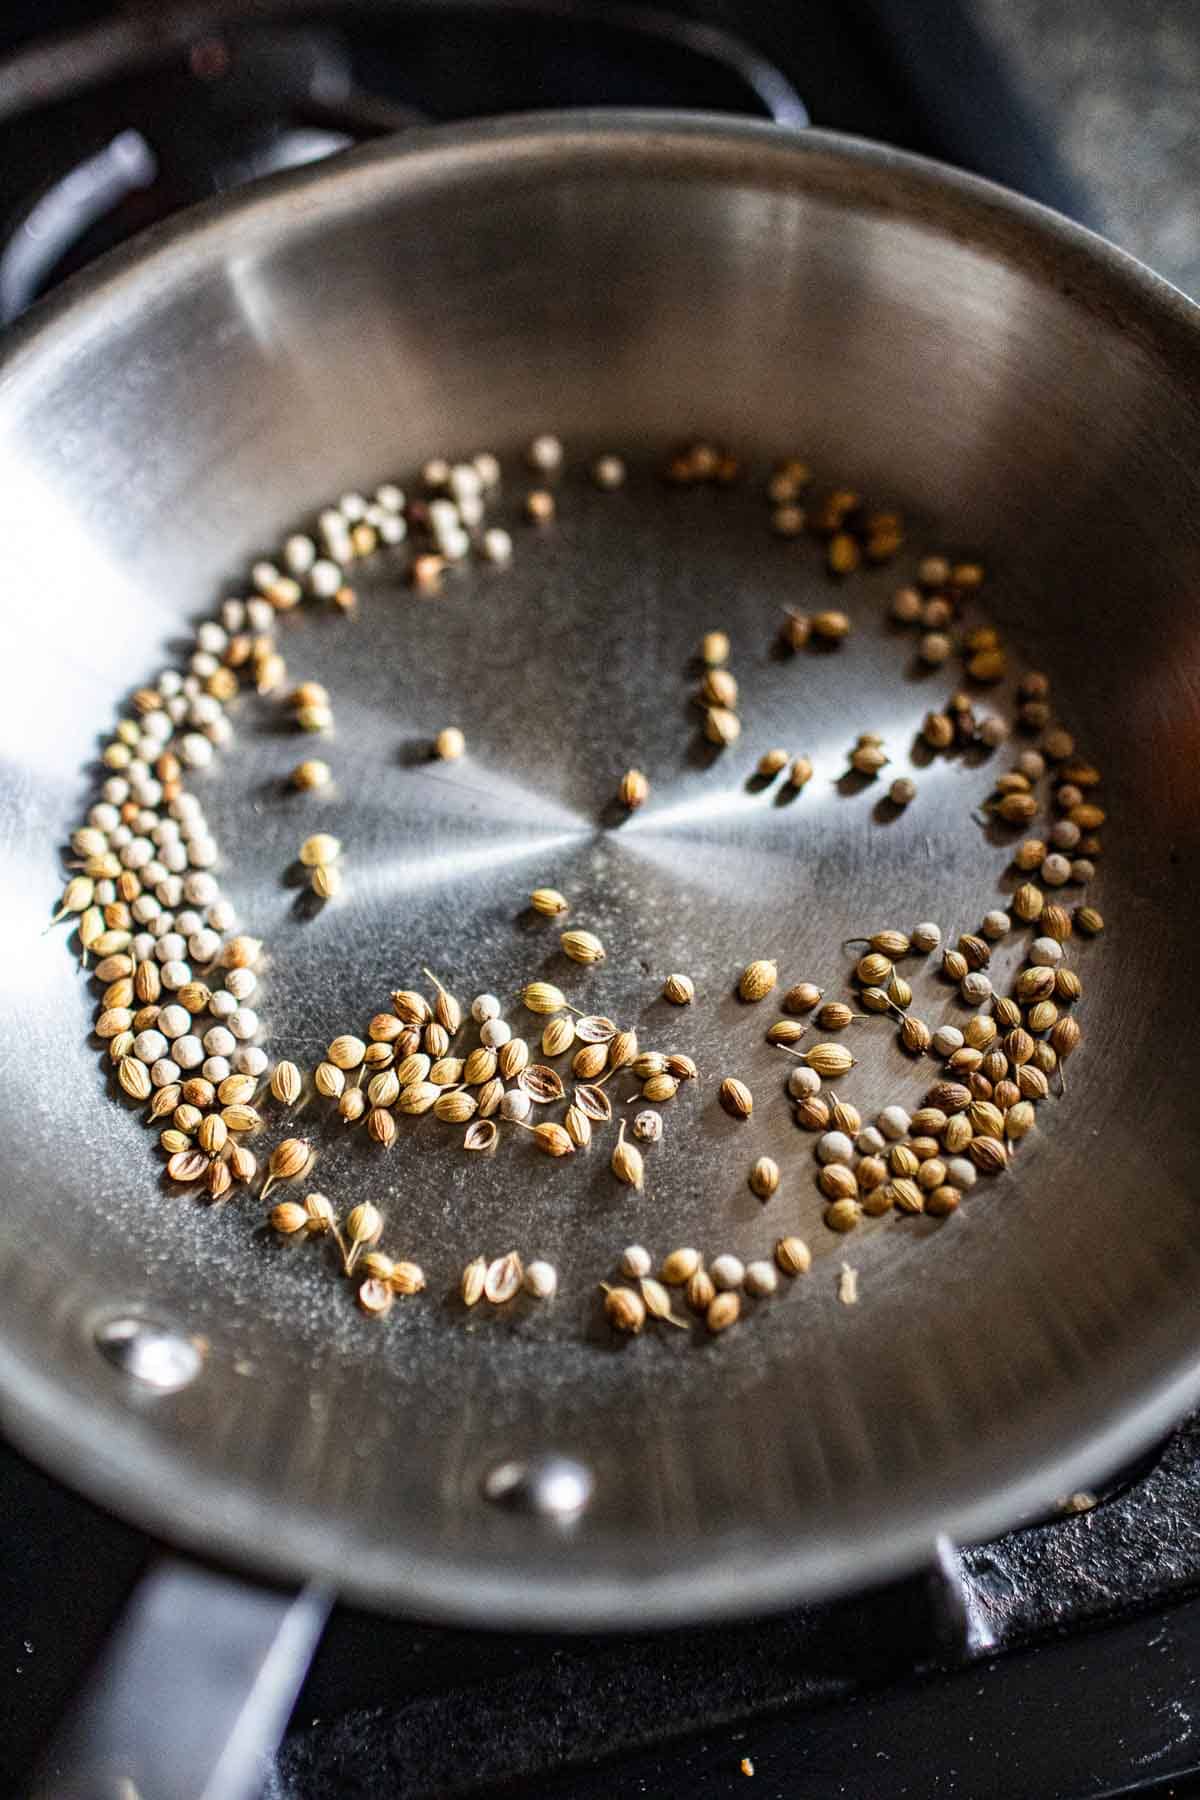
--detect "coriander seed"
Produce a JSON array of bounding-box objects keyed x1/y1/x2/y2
[
  {"x1": 704, "y1": 706, "x2": 741, "y2": 746},
  {"x1": 719, "y1": 1076, "x2": 753, "y2": 1118},
  {"x1": 738, "y1": 958, "x2": 777, "y2": 1002},
  {"x1": 561, "y1": 928, "x2": 605, "y2": 964},
  {"x1": 530, "y1": 887, "x2": 568, "y2": 919},
  {"x1": 604, "y1": 1286, "x2": 645, "y2": 1334},
  {"x1": 661, "y1": 1247, "x2": 700, "y2": 1286},
  {"x1": 619, "y1": 768, "x2": 649, "y2": 809},
  {"x1": 611, "y1": 1121, "x2": 644, "y2": 1189},
  {"x1": 706, "y1": 1292, "x2": 741, "y2": 1334},
  {"x1": 260, "y1": 1136, "x2": 312, "y2": 1198},
  {"x1": 749, "y1": 1156, "x2": 780, "y2": 1199}
]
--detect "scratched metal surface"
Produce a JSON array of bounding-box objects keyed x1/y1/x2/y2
[{"x1": 0, "y1": 116, "x2": 1199, "y2": 1626}]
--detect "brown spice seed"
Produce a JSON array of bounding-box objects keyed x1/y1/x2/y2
[
  {"x1": 611, "y1": 1122, "x2": 645, "y2": 1190},
  {"x1": 485, "y1": 1252, "x2": 524, "y2": 1304},
  {"x1": 889, "y1": 1178, "x2": 924, "y2": 1214},
  {"x1": 530, "y1": 887, "x2": 569, "y2": 918},
  {"x1": 738, "y1": 959, "x2": 778, "y2": 1002},
  {"x1": 434, "y1": 1090, "x2": 476, "y2": 1124},
  {"x1": 498, "y1": 1038, "x2": 530, "y2": 1079},
  {"x1": 519, "y1": 1064, "x2": 566, "y2": 1103},
  {"x1": 530, "y1": 1122, "x2": 575, "y2": 1156},
  {"x1": 817, "y1": 1000, "x2": 857, "y2": 1030},
  {"x1": 819, "y1": 1165, "x2": 858, "y2": 1201},
  {"x1": 686, "y1": 1268, "x2": 717, "y2": 1312},
  {"x1": 1016, "y1": 966, "x2": 1056, "y2": 1004},
  {"x1": 605, "y1": 1286, "x2": 645, "y2": 1333},
  {"x1": 661, "y1": 1247, "x2": 701, "y2": 1285},
  {"x1": 719, "y1": 1077, "x2": 753, "y2": 1118},
  {"x1": 775, "y1": 1236, "x2": 812, "y2": 1276},
  {"x1": 968, "y1": 1136, "x2": 1009, "y2": 1174},
  {"x1": 750, "y1": 1156, "x2": 780, "y2": 1199},
  {"x1": 706, "y1": 1292, "x2": 741, "y2": 1333},
  {"x1": 565, "y1": 1104, "x2": 592, "y2": 1149},
  {"x1": 166, "y1": 1150, "x2": 208, "y2": 1183},
  {"x1": 572, "y1": 1043, "x2": 608, "y2": 1079},
  {"x1": 464, "y1": 1047, "x2": 498, "y2": 1086},
  {"x1": 824, "y1": 1198, "x2": 861, "y2": 1233},
  {"x1": 574, "y1": 1015, "x2": 618, "y2": 1043},
  {"x1": 561, "y1": 928, "x2": 606, "y2": 965},
  {"x1": 574, "y1": 1083, "x2": 613, "y2": 1122},
  {"x1": 269, "y1": 1201, "x2": 308, "y2": 1235}
]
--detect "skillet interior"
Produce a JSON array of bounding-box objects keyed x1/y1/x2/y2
[{"x1": 1, "y1": 114, "x2": 1199, "y2": 1626}]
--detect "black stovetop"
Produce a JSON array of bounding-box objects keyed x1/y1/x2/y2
[
  {"x1": 4, "y1": 6, "x2": 1195, "y2": 1798},
  {"x1": 7, "y1": 1416, "x2": 1200, "y2": 1798}
]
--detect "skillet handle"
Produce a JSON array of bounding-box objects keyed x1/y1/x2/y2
[{"x1": 31, "y1": 1556, "x2": 331, "y2": 1800}]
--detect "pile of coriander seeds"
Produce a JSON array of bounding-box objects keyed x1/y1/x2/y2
[{"x1": 56, "y1": 434, "x2": 1103, "y2": 1335}]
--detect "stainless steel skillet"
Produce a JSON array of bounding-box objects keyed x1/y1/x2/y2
[{"x1": 2, "y1": 110, "x2": 1200, "y2": 1795}]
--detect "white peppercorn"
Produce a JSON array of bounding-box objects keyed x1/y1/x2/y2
[
  {"x1": 158, "y1": 1004, "x2": 189, "y2": 1040},
  {"x1": 877, "y1": 1105, "x2": 911, "y2": 1140},
  {"x1": 744, "y1": 1261, "x2": 778, "y2": 1298},
  {"x1": 523, "y1": 1261, "x2": 558, "y2": 1300},
  {"x1": 527, "y1": 433, "x2": 564, "y2": 471},
  {"x1": 912, "y1": 921, "x2": 942, "y2": 953},
  {"x1": 711, "y1": 1254, "x2": 745, "y2": 1291}
]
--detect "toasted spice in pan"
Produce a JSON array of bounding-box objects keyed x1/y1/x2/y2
[{"x1": 63, "y1": 439, "x2": 1106, "y2": 1344}]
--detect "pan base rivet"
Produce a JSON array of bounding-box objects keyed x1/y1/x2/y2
[
  {"x1": 94, "y1": 1315, "x2": 204, "y2": 1392},
  {"x1": 482, "y1": 1454, "x2": 593, "y2": 1520}
]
